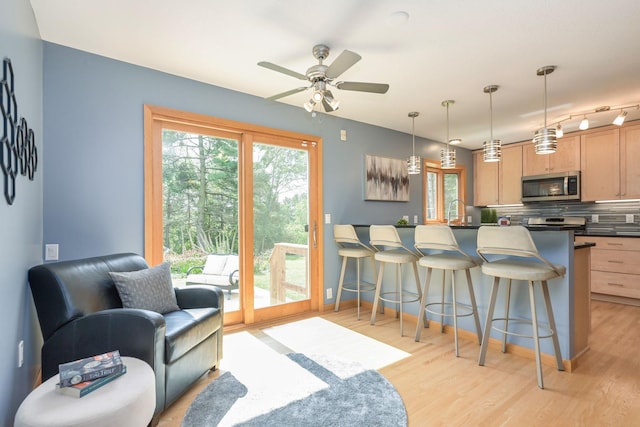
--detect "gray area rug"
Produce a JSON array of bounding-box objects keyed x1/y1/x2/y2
[{"x1": 182, "y1": 353, "x2": 407, "y2": 427}]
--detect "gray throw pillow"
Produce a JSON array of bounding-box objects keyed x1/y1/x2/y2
[{"x1": 110, "y1": 262, "x2": 180, "y2": 314}]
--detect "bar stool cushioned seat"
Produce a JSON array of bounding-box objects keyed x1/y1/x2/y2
[
  {"x1": 333, "y1": 224, "x2": 378, "y2": 320},
  {"x1": 369, "y1": 225, "x2": 422, "y2": 336},
  {"x1": 476, "y1": 225, "x2": 565, "y2": 389},
  {"x1": 414, "y1": 225, "x2": 482, "y2": 357}
]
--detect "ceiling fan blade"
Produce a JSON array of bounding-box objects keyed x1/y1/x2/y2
[
  {"x1": 265, "y1": 86, "x2": 308, "y2": 101},
  {"x1": 335, "y1": 81, "x2": 390, "y2": 94},
  {"x1": 258, "y1": 61, "x2": 307, "y2": 80},
  {"x1": 325, "y1": 50, "x2": 361, "y2": 79}
]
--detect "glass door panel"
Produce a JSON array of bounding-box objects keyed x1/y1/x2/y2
[
  {"x1": 161, "y1": 128, "x2": 241, "y2": 314},
  {"x1": 252, "y1": 141, "x2": 310, "y2": 311}
]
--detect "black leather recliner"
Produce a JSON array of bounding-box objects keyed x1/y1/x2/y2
[{"x1": 28, "y1": 253, "x2": 224, "y2": 426}]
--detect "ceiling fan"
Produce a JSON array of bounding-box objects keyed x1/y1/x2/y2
[{"x1": 258, "y1": 44, "x2": 390, "y2": 113}]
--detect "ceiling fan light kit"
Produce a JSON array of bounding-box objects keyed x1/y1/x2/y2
[
  {"x1": 533, "y1": 65, "x2": 557, "y2": 155},
  {"x1": 407, "y1": 112, "x2": 421, "y2": 175},
  {"x1": 440, "y1": 100, "x2": 457, "y2": 169},
  {"x1": 483, "y1": 84, "x2": 501, "y2": 162},
  {"x1": 258, "y1": 44, "x2": 389, "y2": 113}
]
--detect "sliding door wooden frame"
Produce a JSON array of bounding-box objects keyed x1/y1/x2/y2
[{"x1": 143, "y1": 104, "x2": 324, "y2": 324}]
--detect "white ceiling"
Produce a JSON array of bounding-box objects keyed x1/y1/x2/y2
[{"x1": 30, "y1": 0, "x2": 640, "y2": 149}]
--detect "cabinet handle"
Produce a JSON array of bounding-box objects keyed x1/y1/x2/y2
[
  {"x1": 606, "y1": 243, "x2": 623, "y2": 246},
  {"x1": 607, "y1": 260, "x2": 624, "y2": 264},
  {"x1": 607, "y1": 283, "x2": 624, "y2": 287}
]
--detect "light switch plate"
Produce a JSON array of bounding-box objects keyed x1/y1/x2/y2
[
  {"x1": 591, "y1": 214, "x2": 599, "y2": 223},
  {"x1": 626, "y1": 214, "x2": 634, "y2": 223},
  {"x1": 45, "y1": 244, "x2": 59, "y2": 261},
  {"x1": 325, "y1": 214, "x2": 331, "y2": 224}
]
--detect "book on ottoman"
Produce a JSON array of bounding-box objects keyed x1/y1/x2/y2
[
  {"x1": 58, "y1": 350, "x2": 124, "y2": 387},
  {"x1": 56, "y1": 365, "x2": 128, "y2": 398}
]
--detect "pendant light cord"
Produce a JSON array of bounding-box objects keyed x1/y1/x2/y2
[{"x1": 489, "y1": 91, "x2": 494, "y2": 141}]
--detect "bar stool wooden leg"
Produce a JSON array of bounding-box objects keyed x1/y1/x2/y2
[
  {"x1": 542, "y1": 280, "x2": 565, "y2": 371},
  {"x1": 479, "y1": 276, "x2": 501, "y2": 366}
]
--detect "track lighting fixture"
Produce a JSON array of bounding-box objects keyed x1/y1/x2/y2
[
  {"x1": 550, "y1": 104, "x2": 638, "y2": 133},
  {"x1": 556, "y1": 124, "x2": 564, "y2": 138},
  {"x1": 440, "y1": 100, "x2": 457, "y2": 169},
  {"x1": 579, "y1": 116, "x2": 589, "y2": 130},
  {"x1": 483, "y1": 85, "x2": 501, "y2": 162},
  {"x1": 613, "y1": 110, "x2": 627, "y2": 126},
  {"x1": 533, "y1": 65, "x2": 557, "y2": 155},
  {"x1": 406, "y1": 112, "x2": 421, "y2": 175}
]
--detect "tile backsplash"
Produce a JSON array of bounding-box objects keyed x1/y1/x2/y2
[{"x1": 492, "y1": 200, "x2": 640, "y2": 235}]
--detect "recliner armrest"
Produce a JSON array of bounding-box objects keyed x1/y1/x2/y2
[{"x1": 175, "y1": 285, "x2": 224, "y2": 310}]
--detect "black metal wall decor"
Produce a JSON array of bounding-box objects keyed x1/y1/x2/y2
[{"x1": 1, "y1": 57, "x2": 38, "y2": 205}]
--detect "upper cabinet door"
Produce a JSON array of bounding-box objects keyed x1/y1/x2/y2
[
  {"x1": 620, "y1": 124, "x2": 640, "y2": 199},
  {"x1": 499, "y1": 144, "x2": 522, "y2": 204},
  {"x1": 473, "y1": 151, "x2": 499, "y2": 206},
  {"x1": 522, "y1": 135, "x2": 580, "y2": 176},
  {"x1": 581, "y1": 128, "x2": 620, "y2": 202},
  {"x1": 550, "y1": 135, "x2": 581, "y2": 173}
]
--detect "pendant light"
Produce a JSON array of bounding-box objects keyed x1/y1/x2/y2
[
  {"x1": 440, "y1": 100, "x2": 456, "y2": 169},
  {"x1": 483, "y1": 85, "x2": 501, "y2": 162},
  {"x1": 533, "y1": 65, "x2": 557, "y2": 154},
  {"x1": 407, "y1": 112, "x2": 421, "y2": 175}
]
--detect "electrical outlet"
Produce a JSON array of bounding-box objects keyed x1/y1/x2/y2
[
  {"x1": 326, "y1": 288, "x2": 333, "y2": 299},
  {"x1": 413, "y1": 215, "x2": 418, "y2": 224},
  {"x1": 591, "y1": 214, "x2": 599, "y2": 223},
  {"x1": 18, "y1": 340, "x2": 23, "y2": 368},
  {"x1": 340, "y1": 130, "x2": 347, "y2": 141},
  {"x1": 626, "y1": 214, "x2": 634, "y2": 223},
  {"x1": 325, "y1": 213, "x2": 331, "y2": 224},
  {"x1": 467, "y1": 216, "x2": 473, "y2": 224}
]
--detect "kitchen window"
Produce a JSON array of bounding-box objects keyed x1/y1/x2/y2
[{"x1": 423, "y1": 158, "x2": 466, "y2": 224}]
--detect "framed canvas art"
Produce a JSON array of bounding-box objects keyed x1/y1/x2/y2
[{"x1": 364, "y1": 154, "x2": 409, "y2": 201}]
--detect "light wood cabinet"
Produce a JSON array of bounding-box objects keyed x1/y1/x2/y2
[
  {"x1": 580, "y1": 128, "x2": 620, "y2": 201},
  {"x1": 473, "y1": 151, "x2": 499, "y2": 206},
  {"x1": 575, "y1": 236, "x2": 640, "y2": 303},
  {"x1": 620, "y1": 123, "x2": 640, "y2": 199},
  {"x1": 499, "y1": 144, "x2": 522, "y2": 204},
  {"x1": 580, "y1": 124, "x2": 640, "y2": 201},
  {"x1": 473, "y1": 144, "x2": 523, "y2": 206},
  {"x1": 522, "y1": 134, "x2": 580, "y2": 176}
]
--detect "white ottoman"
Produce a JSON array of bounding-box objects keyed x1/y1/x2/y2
[{"x1": 15, "y1": 356, "x2": 155, "y2": 427}]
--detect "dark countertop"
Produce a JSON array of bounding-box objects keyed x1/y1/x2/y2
[{"x1": 575, "y1": 231, "x2": 640, "y2": 238}]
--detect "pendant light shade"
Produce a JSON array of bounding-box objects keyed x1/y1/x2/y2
[
  {"x1": 534, "y1": 65, "x2": 557, "y2": 155},
  {"x1": 441, "y1": 100, "x2": 457, "y2": 169},
  {"x1": 407, "y1": 112, "x2": 421, "y2": 175},
  {"x1": 483, "y1": 85, "x2": 501, "y2": 162}
]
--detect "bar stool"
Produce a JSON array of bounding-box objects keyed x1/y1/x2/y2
[
  {"x1": 369, "y1": 225, "x2": 422, "y2": 336},
  {"x1": 413, "y1": 225, "x2": 482, "y2": 357},
  {"x1": 476, "y1": 225, "x2": 565, "y2": 389},
  {"x1": 333, "y1": 224, "x2": 378, "y2": 320}
]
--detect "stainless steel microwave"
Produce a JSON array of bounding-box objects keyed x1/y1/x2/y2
[{"x1": 521, "y1": 171, "x2": 580, "y2": 203}]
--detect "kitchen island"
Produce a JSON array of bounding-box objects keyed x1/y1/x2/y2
[{"x1": 352, "y1": 224, "x2": 592, "y2": 370}]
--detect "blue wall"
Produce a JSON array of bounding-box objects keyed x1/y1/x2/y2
[
  {"x1": 0, "y1": 0, "x2": 43, "y2": 423},
  {"x1": 41, "y1": 42, "x2": 474, "y2": 304}
]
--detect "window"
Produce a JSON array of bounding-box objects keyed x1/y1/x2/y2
[{"x1": 423, "y1": 158, "x2": 466, "y2": 224}]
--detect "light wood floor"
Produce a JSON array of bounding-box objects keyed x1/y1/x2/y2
[{"x1": 159, "y1": 300, "x2": 640, "y2": 426}]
